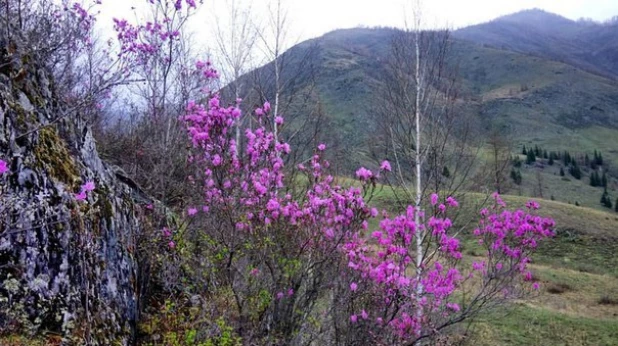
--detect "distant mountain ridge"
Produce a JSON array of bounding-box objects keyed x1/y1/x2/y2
[{"x1": 453, "y1": 9, "x2": 618, "y2": 79}]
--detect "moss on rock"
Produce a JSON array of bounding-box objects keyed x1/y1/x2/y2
[{"x1": 34, "y1": 126, "x2": 80, "y2": 188}]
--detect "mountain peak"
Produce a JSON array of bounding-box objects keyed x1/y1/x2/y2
[{"x1": 493, "y1": 8, "x2": 575, "y2": 27}]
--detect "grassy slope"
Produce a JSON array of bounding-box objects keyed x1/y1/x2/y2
[
  {"x1": 304, "y1": 29, "x2": 618, "y2": 211},
  {"x1": 509, "y1": 154, "x2": 617, "y2": 212},
  {"x1": 450, "y1": 40, "x2": 618, "y2": 160},
  {"x1": 493, "y1": 198, "x2": 618, "y2": 345},
  {"x1": 303, "y1": 28, "x2": 618, "y2": 158},
  {"x1": 452, "y1": 9, "x2": 618, "y2": 79}
]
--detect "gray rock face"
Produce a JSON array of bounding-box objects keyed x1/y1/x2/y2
[{"x1": 0, "y1": 42, "x2": 142, "y2": 344}]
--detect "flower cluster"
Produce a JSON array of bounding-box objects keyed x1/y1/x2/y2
[
  {"x1": 343, "y1": 194, "x2": 464, "y2": 336},
  {"x1": 181, "y1": 67, "x2": 376, "y2": 333},
  {"x1": 182, "y1": 78, "x2": 371, "y2": 238},
  {"x1": 342, "y1": 192, "x2": 554, "y2": 339},
  {"x1": 75, "y1": 181, "x2": 95, "y2": 201},
  {"x1": 473, "y1": 194, "x2": 555, "y2": 282},
  {"x1": 112, "y1": 0, "x2": 198, "y2": 67}
]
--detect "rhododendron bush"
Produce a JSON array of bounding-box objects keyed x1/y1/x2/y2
[{"x1": 180, "y1": 65, "x2": 555, "y2": 345}]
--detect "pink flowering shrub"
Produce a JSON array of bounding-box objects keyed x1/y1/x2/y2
[
  {"x1": 180, "y1": 66, "x2": 555, "y2": 344},
  {"x1": 111, "y1": 0, "x2": 198, "y2": 85},
  {"x1": 339, "y1": 192, "x2": 554, "y2": 344},
  {"x1": 182, "y1": 70, "x2": 376, "y2": 342}
]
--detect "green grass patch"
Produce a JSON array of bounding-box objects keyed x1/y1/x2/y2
[{"x1": 470, "y1": 304, "x2": 618, "y2": 346}]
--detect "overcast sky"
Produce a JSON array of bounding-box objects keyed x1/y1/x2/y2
[
  {"x1": 257, "y1": 0, "x2": 618, "y2": 39},
  {"x1": 97, "y1": 0, "x2": 618, "y2": 60}
]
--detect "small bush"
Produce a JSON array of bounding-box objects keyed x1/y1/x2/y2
[
  {"x1": 546, "y1": 282, "x2": 572, "y2": 295},
  {"x1": 598, "y1": 296, "x2": 618, "y2": 305}
]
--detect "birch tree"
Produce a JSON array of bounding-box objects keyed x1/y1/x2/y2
[
  {"x1": 246, "y1": 0, "x2": 327, "y2": 174},
  {"x1": 375, "y1": 0, "x2": 487, "y2": 339},
  {"x1": 213, "y1": 0, "x2": 258, "y2": 154},
  {"x1": 251, "y1": 0, "x2": 291, "y2": 148}
]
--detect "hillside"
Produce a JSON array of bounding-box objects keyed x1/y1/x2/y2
[
  {"x1": 238, "y1": 23, "x2": 618, "y2": 211},
  {"x1": 248, "y1": 25, "x2": 618, "y2": 160},
  {"x1": 453, "y1": 9, "x2": 618, "y2": 79}
]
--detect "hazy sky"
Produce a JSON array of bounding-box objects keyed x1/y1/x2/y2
[
  {"x1": 268, "y1": 0, "x2": 618, "y2": 39},
  {"x1": 98, "y1": 0, "x2": 618, "y2": 57}
]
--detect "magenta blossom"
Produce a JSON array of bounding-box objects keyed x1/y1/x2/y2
[
  {"x1": 75, "y1": 181, "x2": 95, "y2": 201},
  {"x1": 380, "y1": 160, "x2": 391, "y2": 172},
  {"x1": 75, "y1": 191, "x2": 87, "y2": 201},
  {"x1": 355, "y1": 167, "x2": 373, "y2": 181},
  {"x1": 82, "y1": 181, "x2": 95, "y2": 192},
  {"x1": 430, "y1": 193, "x2": 439, "y2": 206},
  {"x1": 162, "y1": 228, "x2": 172, "y2": 237},
  {"x1": 0, "y1": 159, "x2": 7, "y2": 175}
]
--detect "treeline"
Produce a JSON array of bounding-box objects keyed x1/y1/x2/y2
[
  {"x1": 521, "y1": 145, "x2": 608, "y2": 180},
  {"x1": 522, "y1": 145, "x2": 603, "y2": 168},
  {"x1": 520, "y1": 145, "x2": 618, "y2": 210}
]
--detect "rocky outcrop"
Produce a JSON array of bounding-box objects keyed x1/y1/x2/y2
[{"x1": 0, "y1": 41, "x2": 144, "y2": 344}]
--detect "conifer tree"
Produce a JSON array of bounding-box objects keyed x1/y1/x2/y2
[
  {"x1": 560, "y1": 167, "x2": 565, "y2": 176},
  {"x1": 601, "y1": 189, "x2": 613, "y2": 208},
  {"x1": 442, "y1": 166, "x2": 450, "y2": 178},
  {"x1": 513, "y1": 155, "x2": 522, "y2": 168},
  {"x1": 548, "y1": 156, "x2": 554, "y2": 165},
  {"x1": 522, "y1": 145, "x2": 527, "y2": 155},
  {"x1": 563, "y1": 151, "x2": 570, "y2": 166},
  {"x1": 569, "y1": 161, "x2": 582, "y2": 180},
  {"x1": 602, "y1": 171, "x2": 608, "y2": 188},
  {"x1": 510, "y1": 169, "x2": 522, "y2": 185},
  {"x1": 526, "y1": 150, "x2": 536, "y2": 164},
  {"x1": 590, "y1": 171, "x2": 598, "y2": 187}
]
